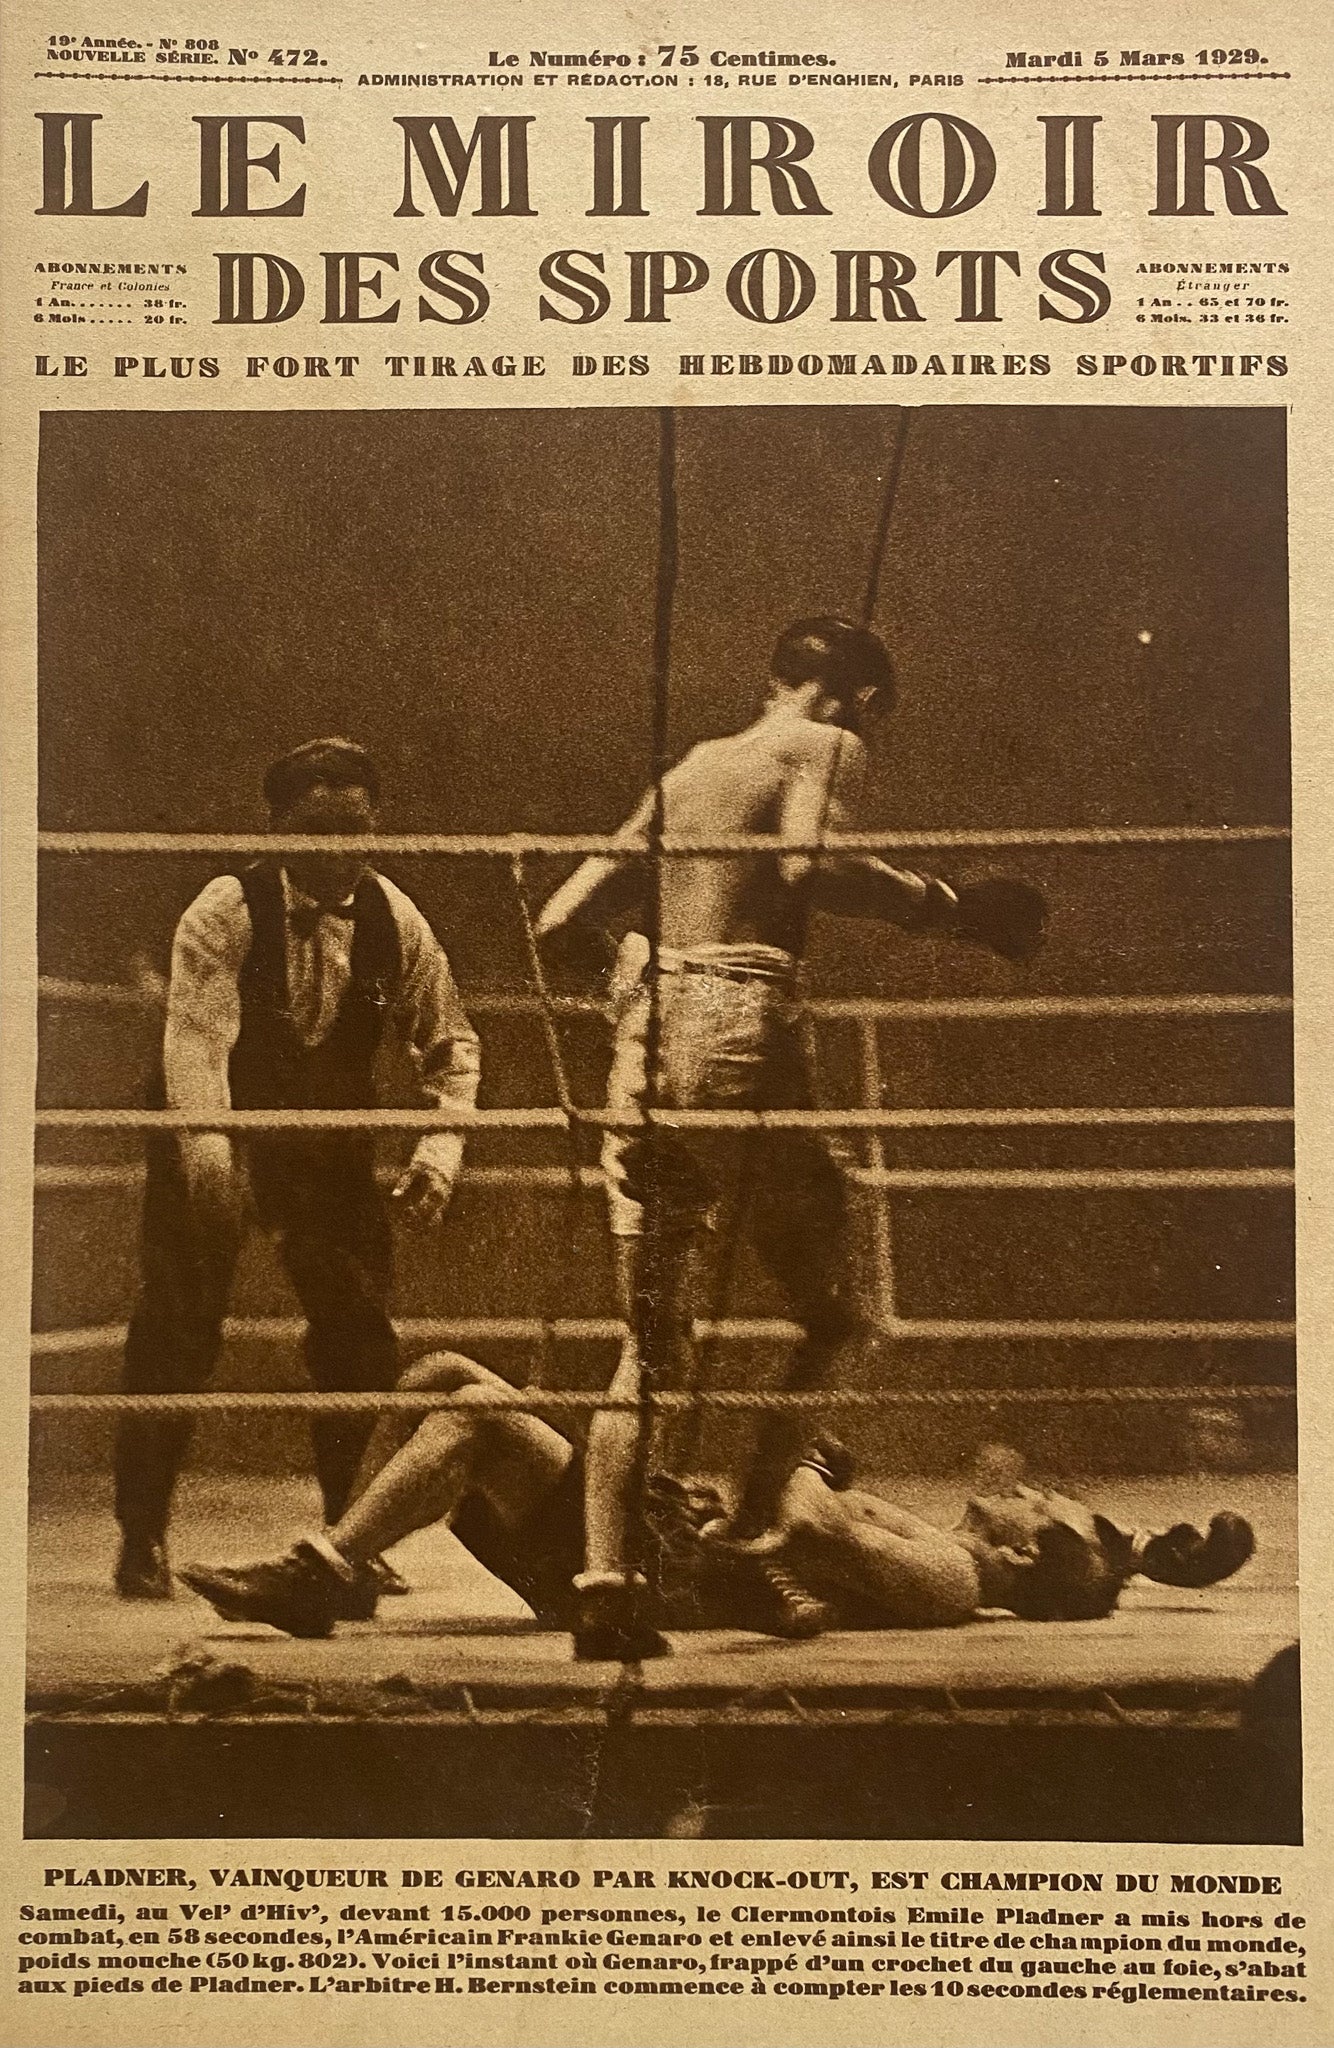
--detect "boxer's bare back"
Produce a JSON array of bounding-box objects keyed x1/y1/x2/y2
[{"x1": 539, "y1": 697, "x2": 929, "y2": 950}]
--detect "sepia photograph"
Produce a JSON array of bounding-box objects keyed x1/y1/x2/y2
[{"x1": 28, "y1": 401, "x2": 1296, "y2": 1843}]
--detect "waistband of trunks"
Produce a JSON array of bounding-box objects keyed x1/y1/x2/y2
[{"x1": 655, "y1": 943, "x2": 798, "y2": 989}]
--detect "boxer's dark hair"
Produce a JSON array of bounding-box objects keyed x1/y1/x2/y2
[
  {"x1": 1006, "y1": 1515, "x2": 1136, "y2": 1623},
  {"x1": 263, "y1": 738, "x2": 380, "y2": 816},
  {"x1": 771, "y1": 616, "x2": 896, "y2": 715}
]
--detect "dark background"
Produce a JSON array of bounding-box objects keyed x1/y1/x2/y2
[{"x1": 32, "y1": 405, "x2": 1294, "y2": 1484}]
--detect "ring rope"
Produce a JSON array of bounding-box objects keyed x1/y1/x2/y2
[
  {"x1": 28, "y1": 1122, "x2": 1295, "y2": 1187},
  {"x1": 508, "y1": 853, "x2": 578, "y2": 1120},
  {"x1": 858, "y1": 1019, "x2": 898, "y2": 1324},
  {"x1": 31, "y1": 1161, "x2": 1293, "y2": 1197},
  {"x1": 30, "y1": 1110, "x2": 1296, "y2": 1158},
  {"x1": 27, "y1": 1383, "x2": 1294, "y2": 1415},
  {"x1": 34, "y1": 825, "x2": 1292, "y2": 856},
  {"x1": 807, "y1": 994, "x2": 1292, "y2": 1021},
  {"x1": 855, "y1": 1167, "x2": 1290, "y2": 1191},
  {"x1": 30, "y1": 1315, "x2": 1296, "y2": 1354},
  {"x1": 506, "y1": 849, "x2": 591, "y2": 1385},
  {"x1": 860, "y1": 408, "x2": 913, "y2": 626},
  {"x1": 632, "y1": 405, "x2": 681, "y2": 1560},
  {"x1": 33, "y1": 1163, "x2": 614, "y2": 1193},
  {"x1": 35, "y1": 976, "x2": 1293, "y2": 1023}
]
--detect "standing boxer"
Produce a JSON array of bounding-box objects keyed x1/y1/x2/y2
[
  {"x1": 114, "y1": 738, "x2": 480, "y2": 1599},
  {"x1": 536, "y1": 617, "x2": 1046, "y2": 1656}
]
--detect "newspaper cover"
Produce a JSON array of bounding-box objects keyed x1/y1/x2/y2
[{"x1": 0, "y1": 1, "x2": 1328, "y2": 2042}]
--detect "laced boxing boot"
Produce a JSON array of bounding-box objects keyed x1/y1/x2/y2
[
  {"x1": 178, "y1": 1538, "x2": 378, "y2": 1638},
  {"x1": 115, "y1": 1533, "x2": 173, "y2": 1601},
  {"x1": 758, "y1": 1561, "x2": 836, "y2": 1639},
  {"x1": 725, "y1": 1449, "x2": 852, "y2": 1638},
  {"x1": 748, "y1": 1440, "x2": 854, "y2": 1637},
  {"x1": 571, "y1": 1572, "x2": 671, "y2": 1661}
]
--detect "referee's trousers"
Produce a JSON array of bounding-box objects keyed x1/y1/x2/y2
[{"x1": 114, "y1": 1133, "x2": 400, "y2": 1543}]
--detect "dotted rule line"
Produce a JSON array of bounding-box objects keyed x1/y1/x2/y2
[
  {"x1": 33, "y1": 71, "x2": 343, "y2": 84},
  {"x1": 978, "y1": 71, "x2": 1290, "y2": 83}
]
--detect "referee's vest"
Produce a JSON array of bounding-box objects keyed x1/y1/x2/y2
[{"x1": 227, "y1": 862, "x2": 402, "y2": 1111}]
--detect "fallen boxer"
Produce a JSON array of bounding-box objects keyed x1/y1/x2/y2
[{"x1": 178, "y1": 1355, "x2": 1255, "y2": 1642}]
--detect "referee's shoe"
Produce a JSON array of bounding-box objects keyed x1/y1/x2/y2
[{"x1": 115, "y1": 1535, "x2": 172, "y2": 1601}]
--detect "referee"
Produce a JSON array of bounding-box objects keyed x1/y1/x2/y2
[{"x1": 114, "y1": 738, "x2": 481, "y2": 1599}]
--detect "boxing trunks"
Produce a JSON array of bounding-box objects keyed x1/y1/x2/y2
[{"x1": 601, "y1": 941, "x2": 803, "y2": 1236}]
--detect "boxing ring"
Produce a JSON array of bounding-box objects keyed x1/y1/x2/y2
[
  {"x1": 25, "y1": 408, "x2": 1299, "y2": 1841},
  {"x1": 27, "y1": 824, "x2": 1299, "y2": 1842}
]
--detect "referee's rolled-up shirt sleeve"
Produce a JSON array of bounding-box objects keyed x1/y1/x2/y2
[
  {"x1": 162, "y1": 875, "x2": 250, "y2": 1111},
  {"x1": 386, "y1": 883, "x2": 482, "y2": 1184}
]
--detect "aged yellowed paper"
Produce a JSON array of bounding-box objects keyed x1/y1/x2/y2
[{"x1": 1, "y1": 1, "x2": 1330, "y2": 2042}]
